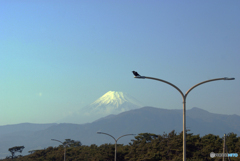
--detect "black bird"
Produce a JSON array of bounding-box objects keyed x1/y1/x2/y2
[{"x1": 132, "y1": 71, "x2": 140, "y2": 76}]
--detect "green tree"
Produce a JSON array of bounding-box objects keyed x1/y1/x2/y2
[
  {"x1": 225, "y1": 132, "x2": 238, "y2": 153},
  {"x1": 62, "y1": 139, "x2": 82, "y2": 147},
  {"x1": 8, "y1": 146, "x2": 25, "y2": 160}
]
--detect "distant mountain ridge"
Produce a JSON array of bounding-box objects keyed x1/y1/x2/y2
[
  {"x1": 0, "y1": 123, "x2": 57, "y2": 137},
  {"x1": 0, "y1": 106, "x2": 239, "y2": 159}
]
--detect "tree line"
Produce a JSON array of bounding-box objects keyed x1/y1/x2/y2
[{"x1": 1, "y1": 130, "x2": 239, "y2": 161}]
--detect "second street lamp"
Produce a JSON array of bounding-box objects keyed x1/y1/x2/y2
[
  {"x1": 97, "y1": 132, "x2": 135, "y2": 161},
  {"x1": 132, "y1": 71, "x2": 235, "y2": 161},
  {"x1": 51, "y1": 139, "x2": 68, "y2": 161}
]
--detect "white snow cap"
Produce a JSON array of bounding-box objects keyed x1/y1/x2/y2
[{"x1": 91, "y1": 91, "x2": 143, "y2": 107}]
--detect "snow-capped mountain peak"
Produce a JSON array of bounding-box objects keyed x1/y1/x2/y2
[
  {"x1": 91, "y1": 91, "x2": 142, "y2": 108},
  {"x1": 59, "y1": 91, "x2": 143, "y2": 124}
]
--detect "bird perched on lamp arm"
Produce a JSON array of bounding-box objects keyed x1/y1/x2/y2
[
  {"x1": 132, "y1": 71, "x2": 140, "y2": 76},
  {"x1": 132, "y1": 71, "x2": 145, "y2": 79}
]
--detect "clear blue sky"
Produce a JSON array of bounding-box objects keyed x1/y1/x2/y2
[{"x1": 0, "y1": 0, "x2": 239, "y2": 125}]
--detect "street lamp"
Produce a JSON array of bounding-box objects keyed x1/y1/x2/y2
[
  {"x1": 132, "y1": 71, "x2": 235, "y2": 161},
  {"x1": 97, "y1": 132, "x2": 135, "y2": 161},
  {"x1": 51, "y1": 139, "x2": 68, "y2": 161}
]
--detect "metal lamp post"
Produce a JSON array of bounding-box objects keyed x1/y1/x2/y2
[
  {"x1": 97, "y1": 132, "x2": 135, "y2": 161},
  {"x1": 51, "y1": 139, "x2": 68, "y2": 161},
  {"x1": 132, "y1": 71, "x2": 234, "y2": 161}
]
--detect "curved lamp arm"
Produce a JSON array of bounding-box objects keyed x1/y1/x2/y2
[
  {"x1": 97, "y1": 132, "x2": 117, "y2": 142},
  {"x1": 51, "y1": 139, "x2": 63, "y2": 144},
  {"x1": 143, "y1": 76, "x2": 184, "y2": 98},
  {"x1": 185, "y1": 77, "x2": 235, "y2": 98},
  {"x1": 116, "y1": 134, "x2": 135, "y2": 142}
]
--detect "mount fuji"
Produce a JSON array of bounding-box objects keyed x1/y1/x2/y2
[{"x1": 58, "y1": 91, "x2": 143, "y2": 124}]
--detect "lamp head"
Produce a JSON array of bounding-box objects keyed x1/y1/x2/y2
[
  {"x1": 134, "y1": 76, "x2": 146, "y2": 79},
  {"x1": 224, "y1": 77, "x2": 235, "y2": 80}
]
